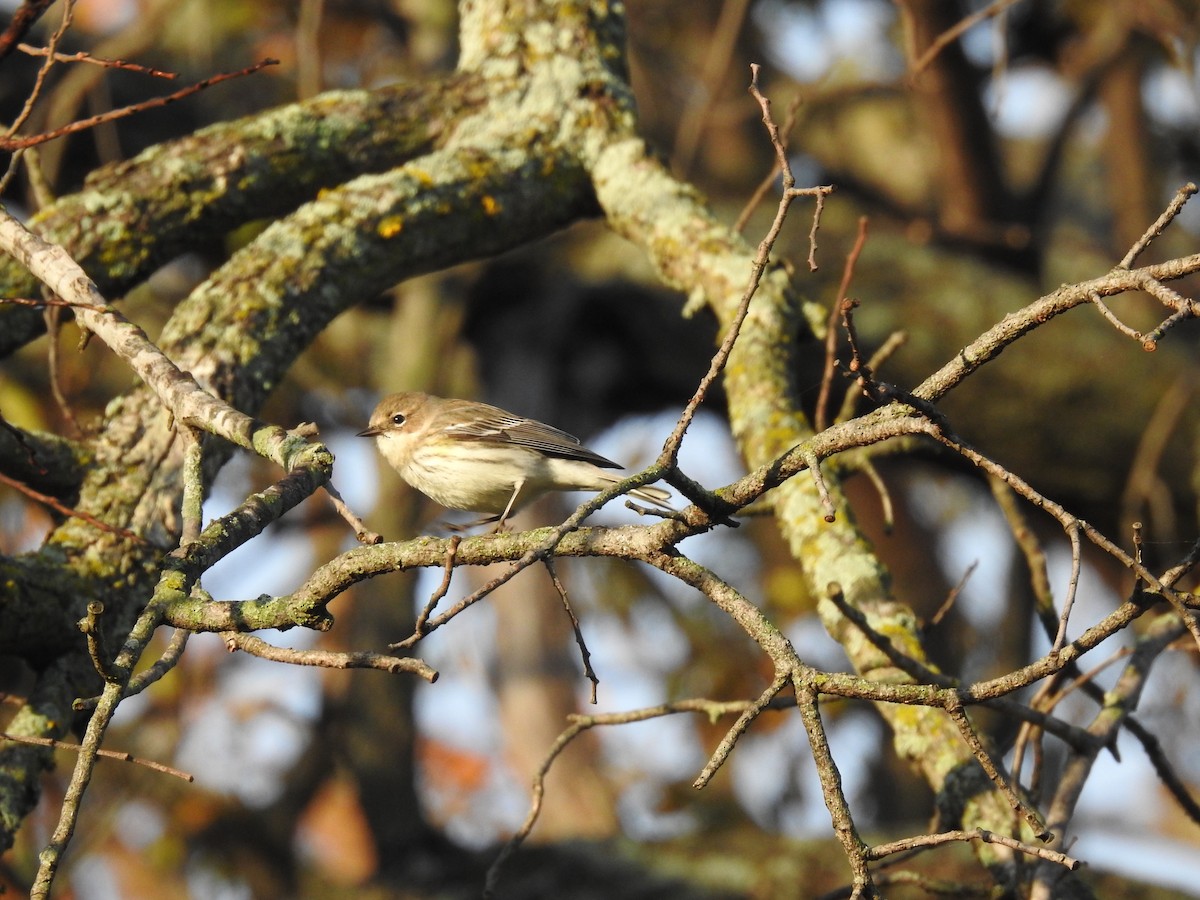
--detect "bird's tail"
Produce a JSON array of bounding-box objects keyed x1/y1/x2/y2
[
  {"x1": 632, "y1": 485, "x2": 673, "y2": 509},
  {"x1": 597, "y1": 474, "x2": 673, "y2": 510}
]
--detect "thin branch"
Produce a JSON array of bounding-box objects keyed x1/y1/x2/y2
[
  {"x1": 796, "y1": 680, "x2": 874, "y2": 894},
  {"x1": 391, "y1": 463, "x2": 694, "y2": 648},
  {"x1": 868, "y1": 828, "x2": 1078, "y2": 868},
  {"x1": 658, "y1": 64, "x2": 833, "y2": 467},
  {"x1": 485, "y1": 694, "x2": 790, "y2": 897},
  {"x1": 835, "y1": 330, "x2": 907, "y2": 425},
  {"x1": 544, "y1": 557, "x2": 599, "y2": 704},
  {"x1": 1052, "y1": 524, "x2": 1083, "y2": 652},
  {"x1": 1141, "y1": 302, "x2": 1199, "y2": 350},
  {"x1": 799, "y1": 445, "x2": 837, "y2": 522},
  {"x1": 221, "y1": 632, "x2": 438, "y2": 681},
  {"x1": 1121, "y1": 376, "x2": 1194, "y2": 538},
  {"x1": 911, "y1": 248, "x2": 1200, "y2": 404},
  {"x1": 16, "y1": 42, "x2": 179, "y2": 77},
  {"x1": 907, "y1": 0, "x2": 1026, "y2": 75},
  {"x1": 928, "y1": 561, "x2": 977, "y2": 630},
  {"x1": 0, "y1": 732, "x2": 194, "y2": 782},
  {"x1": 0, "y1": 470, "x2": 148, "y2": 544},
  {"x1": 1, "y1": 58, "x2": 281, "y2": 151},
  {"x1": 484, "y1": 717, "x2": 589, "y2": 898},
  {"x1": 179, "y1": 425, "x2": 203, "y2": 544},
  {"x1": 324, "y1": 480, "x2": 381, "y2": 544},
  {"x1": 1037, "y1": 613, "x2": 1183, "y2": 871},
  {"x1": 43, "y1": 300, "x2": 83, "y2": 436},
  {"x1": 693, "y1": 674, "x2": 789, "y2": 788},
  {"x1": 816, "y1": 216, "x2": 869, "y2": 431},
  {"x1": 827, "y1": 583, "x2": 954, "y2": 686},
  {"x1": 1089, "y1": 293, "x2": 1142, "y2": 340},
  {"x1": 1119, "y1": 182, "x2": 1198, "y2": 268},
  {"x1": 116, "y1": 628, "x2": 190, "y2": 707},
  {"x1": 0, "y1": 208, "x2": 334, "y2": 474},
  {"x1": 734, "y1": 92, "x2": 804, "y2": 233},
  {"x1": 921, "y1": 423, "x2": 1200, "y2": 654},
  {"x1": 0, "y1": 0, "x2": 56, "y2": 61},
  {"x1": 0, "y1": 294, "x2": 112, "y2": 313},
  {"x1": 3, "y1": 0, "x2": 74, "y2": 140},
  {"x1": 672, "y1": 0, "x2": 752, "y2": 174},
  {"x1": 78, "y1": 601, "x2": 117, "y2": 683},
  {"x1": 1124, "y1": 709, "x2": 1200, "y2": 826},
  {"x1": 32, "y1": 453, "x2": 338, "y2": 896},
  {"x1": 944, "y1": 696, "x2": 1049, "y2": 840},
  {"x1": 33, "y1": 605, "x2": 169, "y2": 896},
  {"x1": 988, "y1": 475, "x2": 1056, "y2": 631},
  {"x1": 413, "y1": 535, "x2": 462, "y2": 636},
  {"x1": 805, "y1": 185, "x2": 830, "y2": 272}
]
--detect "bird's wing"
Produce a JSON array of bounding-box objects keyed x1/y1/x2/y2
[{"x1": 445, "y1": 408, "x2": 621, "y2": 469}]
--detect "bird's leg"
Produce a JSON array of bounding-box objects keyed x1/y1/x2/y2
[
  {"x1": 442, "y1": 481, "x2": 526, "y2": 533},
  {"x1": 492, "y1": 479, "x2": 526, "y2": 533}
]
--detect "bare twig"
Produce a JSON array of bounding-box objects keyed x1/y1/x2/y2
[
  {"x1": 0, "y1": 470, "x2": 146, "y2": 544},
  {"x1": 816, "y1": 216, "x2": 870, "y2": 431},
  {"x1": 827, "y1": 583, "x2": 953, "y2": 687},
  {"x1": 944, "y1": 696, "x2": 1049, "y2": 840},
  {"x1": 324, "y1": 480, "x2": 382, "y2": 544},
  {"x1": 0, "y1": 295, "x2": 112, "y2": 313},
  {"x1": 733, "y1": 93, "x2": 804, "y2": 233},
  {"x1": 0, "y1": 208, "x2": 333, "y2": 473},
  {"x1": 859, "y1": 460, "x2": 895, "y2": 534},
  {"x1": 108, "y1": 627, "x2": 190, "y2": 708},
  {"x1": 1, "y1": 58, "x2": 280, "y2": 151},
  {"x1": 43, "y1": 300, "x2": 84, "y2": 437},
  {"x1": 544, "y1": 557, "x2": 599, "y2": 703},
  {"x1": 988, "y1": 475, "x2": 1056, "y2": 629},
  {"x1": 1142, "y1": 302, "x2": 1199, "y2": 350},
  {"x1": 905, "y1": 0, "x2": 1026, "y2": 75},
  {"x1": 412, "y1": 535, "x2": 461, "y2": 637},
  {"x1": 221, "y1": 632, "x2": 438, "y2": 681},
  {"x1": 799, "y1": 445, "x2": 837, "y2": 522},
  {"x1": 1121, "y1": 377, "x2": 1193, "y2": 540},
  {"x1": 928, "y1": 561, "x2": 977, "y2": 630},
  {"x1": 658, "y1": 64, "x2": 833, "y2": 467},
  {"x1": 911, "y1": 250, "x2": 1200, "y2": 404},
  {"x1": 78, "y1": 601, "x2": 117, "y2": 683},
  {"x1": 0, "y1": 732, "x2": 194, "y2": 782},
  {"x1": 1119, "y1": 182, "x2": 1198, "y2": 268},
  {"x1": 485, "y1": 694, "x2": 792, "y2": 897},
  {"x1": 835, "y1": 329, "x2": 907, "y2": 425},
  {"x1": 0, "y1": 0, "x2": 56, "y2": 62},
  {"x1": 1052, "y1": 524, "x2": 1082, "y2": 652},
  {"x1": 694, "y1": 674, "x2": 789, "y2": 788},
  {"x1": 1089, "y1": 293, "x2": 1142, "y2": 340},
  {"x1": 1124, "y1": 708, "x2": 1200, "y2": 826},
  {"x1": 921, "y1": 422, "x2": 1200, "y2": 654},
  {"x1": 673, "y1": 0, "x2": 752, "y2": 174},
  {"x1": 16, "y1": 42, "x2": 179, "y2": 77},
  {"x1": 796, "y1": 680, "x2": 874, "y2": 893},
  {"x1": 3, "y1": 0, "x2": 74, "y2": 141},
  {"x1": 868, "y1": 827, "x2": 1078, "y2": 868}
]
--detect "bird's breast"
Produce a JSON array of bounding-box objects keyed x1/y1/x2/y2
[{"x1": 403, "y1": 443, "x2": 542, "y2": 513}]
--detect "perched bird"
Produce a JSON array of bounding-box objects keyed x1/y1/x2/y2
[{"x1": 357, "y1": 392, "x2": 672, "y2": 530}]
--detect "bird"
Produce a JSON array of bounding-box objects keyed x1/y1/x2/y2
[{"x1": 357, "y1": 391, "x2": 672, "y2": 530}]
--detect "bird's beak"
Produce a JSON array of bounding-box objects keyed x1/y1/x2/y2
[{"x1": 356, "y1": 426, "x2": 382, "y2": 438}]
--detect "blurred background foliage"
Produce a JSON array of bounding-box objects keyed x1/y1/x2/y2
[{"x1": 2, "y1": 0, "x2": 1199, "y2": 897}]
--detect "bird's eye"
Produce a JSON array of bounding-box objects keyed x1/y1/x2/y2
[{"x1": 391, "y1": 413, "x2": 406, "y2": 426}]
